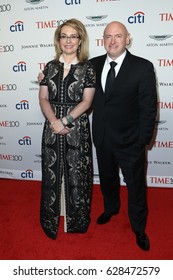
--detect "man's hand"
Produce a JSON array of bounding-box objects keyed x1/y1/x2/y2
[{"x1": 37, "y1": 72, "x2": 45, "y2": 83}]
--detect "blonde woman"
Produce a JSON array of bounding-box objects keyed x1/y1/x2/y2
[{"x1": 39, "y1": 19, "x2": 95, "y2": 239}]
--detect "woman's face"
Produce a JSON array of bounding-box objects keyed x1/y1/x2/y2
[{"x1": 59, "y1": 25, "x2": 81, "y2": 56}]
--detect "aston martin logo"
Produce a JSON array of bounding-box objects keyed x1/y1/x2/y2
[
  {"x1": 30, "y1": 80, "x2": 39, "y2": 85},
  {"x1": 26, "y1": 0, "x2": 44, "y2": 4},
  {"x1": 149, "y1": 35, "x2": 172, "y2": 41},
  {"x1": 35, "y1": 154, "x2": 42, "y2": 158},
  {"x1": 155, "y1": 120, "x2": 167, "y2": 125},
  {"x1": 86, "y1": 15, "x2": 108, "y2": 21}
]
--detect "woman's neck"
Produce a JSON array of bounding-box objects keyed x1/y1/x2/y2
[{"x1": 60, "y1": 54, "x2": 78, "y2": 64}]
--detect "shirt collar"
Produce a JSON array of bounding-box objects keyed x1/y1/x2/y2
[{"x1": 106, "y1": 49, "x2": 127, "y2": 66}]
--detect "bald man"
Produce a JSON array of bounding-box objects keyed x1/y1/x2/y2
[{"x1": 90, "y1": 21, "x2": 157, "y2": 251}]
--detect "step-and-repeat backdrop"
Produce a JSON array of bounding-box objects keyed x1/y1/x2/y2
[{"x1": 0, "y1": 0, "x2": 173, "y2": 187}]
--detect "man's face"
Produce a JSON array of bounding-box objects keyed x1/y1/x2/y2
[{"x1": 103, "y1": 22, "x2": 130, "y2": 60}]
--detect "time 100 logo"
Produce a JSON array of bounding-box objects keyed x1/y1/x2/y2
[
  {"x1": 0, "y1": 4, "x2": 11, "y2": 12},
  {"x1": 0, "y1": 45, "x2": 14, "y2": 53}
]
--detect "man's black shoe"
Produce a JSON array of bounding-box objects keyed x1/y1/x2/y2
[
  {"x1": 135, "y1": 232, "x2": 150, "y2": 251},
  {"x1": 97, "y1": 211, "x2": 119, "y2": 224}
]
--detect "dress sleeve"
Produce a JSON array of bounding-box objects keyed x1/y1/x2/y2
[{"x1": 84, "y1": 61, "x2": 96, "y2": 88}]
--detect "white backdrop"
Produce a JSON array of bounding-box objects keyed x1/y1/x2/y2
[{"x1": 0, "y1": 0, "x2": 173, "y2": 187}]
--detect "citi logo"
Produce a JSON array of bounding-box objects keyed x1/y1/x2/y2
[
  {"x1": 16, "y1": 100, "x2": 29, "y2": 110},
  {"x1": 13, "y1": 61, "x2": 27, "y2": 72},
  {"x1": 18, "y1": 136, "x2": 32, "y2": 145},
  {"x1": 65, "y1": 0, "x2": 81, "y2": 5},
  {"x1": 159, "y1": 13, "x2": 173, "y2": 21},
  {"x1": 150, "y1": 176, "x2": 173, "y2": 185},
  {"x1": 158, "y1": 102, "x2": 173, "y2": 109},
  {"x1": 128, "y1": 11, "x2": 145, "y2": 24},
  {"x1": 158, "y1": 59, "x2": 173, "y2": 67},
  {"x1": 10, "y1": 21, "x2": 24, "y2": 32},
  {"x1": 21, "y1": 169, "x2": 33, "y2": 179}
]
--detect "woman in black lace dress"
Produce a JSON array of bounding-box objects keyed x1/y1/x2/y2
[{"x1": 39, "y1": 19, "x2": 96, "y2": 239}]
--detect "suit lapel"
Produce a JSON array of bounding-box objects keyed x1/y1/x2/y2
[
  {"x1": 115, "y1": 50, "x2": 131, "y2": 82},
  {"x1": 95, "y1": 55, "x2": 106, "y2": 92}
]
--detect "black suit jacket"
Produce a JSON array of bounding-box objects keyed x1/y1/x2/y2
[{"x1": 90, "y1": 50, "x2": 157, "y2": 148}]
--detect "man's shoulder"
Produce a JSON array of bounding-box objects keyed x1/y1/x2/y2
[
  {"x1": 127, "y1": 51, "x2": 153, "y2": 65},
  {"x1": 90, "y1": 54, "x2": 106, "y2": 63}
]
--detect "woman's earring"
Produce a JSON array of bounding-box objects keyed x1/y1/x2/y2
[{"x1": 77, "y1": 45, "x2": 81, "y2": 53}]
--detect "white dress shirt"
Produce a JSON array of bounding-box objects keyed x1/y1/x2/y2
[{"x1": 102, "y1": 50, "x2": 127, "y2": 92}]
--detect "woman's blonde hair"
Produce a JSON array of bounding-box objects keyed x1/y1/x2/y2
[{"x1": 54, "y1": 18, "x2": 89, "y2": 63}]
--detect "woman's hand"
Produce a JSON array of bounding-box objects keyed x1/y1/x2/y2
[{"x1": 51, "y1": 119, "x2": 71, "y2": 135}]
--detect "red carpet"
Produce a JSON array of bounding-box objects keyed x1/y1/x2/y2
[{"x1": 0, "y1": 178, "x2": 173, "y2": 260}]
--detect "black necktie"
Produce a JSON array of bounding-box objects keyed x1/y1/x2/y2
[{"x1": 105, "y1": 61, "x2": 117, "y2": 96}]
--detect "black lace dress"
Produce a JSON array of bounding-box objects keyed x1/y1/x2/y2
[{"x1": 40, "y1": 59, "x2": 95, "y2": 239}]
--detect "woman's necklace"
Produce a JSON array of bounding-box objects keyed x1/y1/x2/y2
[{"x1": 59, "y1": 55, "x2": 79, "y2": 70}]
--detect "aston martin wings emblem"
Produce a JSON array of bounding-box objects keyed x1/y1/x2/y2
[
  {"x1": 149, "y1": 35, "x2": 172, "y2": 41},
  {"x1": 26, "y1": 0, "x2": 44, "y2": 4},
  {"x1": 86, "y1": 15, "x2": 108, "y2": 21}
]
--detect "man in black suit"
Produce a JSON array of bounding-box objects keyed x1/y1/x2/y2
[{"x1": 90, "y1": 21, "x2": 157, "y2": 251}]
